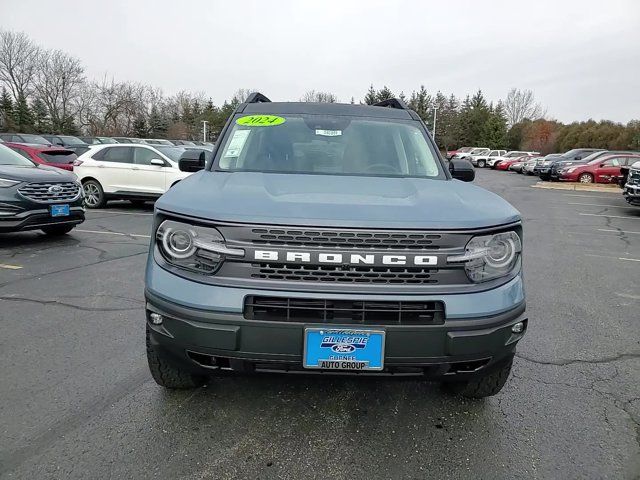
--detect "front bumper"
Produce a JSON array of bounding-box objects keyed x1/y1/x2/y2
[
  {"x1": 623, "y1": 184, "x2": 640, "y2": 206},
  {"x1": 0, "y1": 205, "x2": 85, "y2": 232},
  {"x1": 145, "y1": 260, "x2": 527, "y2": 378}
]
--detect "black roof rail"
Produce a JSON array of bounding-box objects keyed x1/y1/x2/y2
[
  {"x1": 373, "y1": 98, "x2": 408, "y2": 110},
  {"x1": 244, "y1": 92, "x2": 271, "y2": 104}
]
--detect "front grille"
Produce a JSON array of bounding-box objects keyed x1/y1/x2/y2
[
  {"x1": 250, "y1": 228, "x2": 441, "y2": 250},
  {"x1": 629, "y1": 171, "x2": 640, "y2": 186},
  {"x1": 244, "y1": 296, "x2": 445, "y2": 325},
  {"x1": 250, "y1": 263, "x2": 438, "y2": 284},
  {"x1": 18, "y1": 182, "x2": 80, "y2": 203}
]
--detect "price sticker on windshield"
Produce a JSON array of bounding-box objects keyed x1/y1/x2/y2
[{"x1": 236, "y1": 115, "x2": 285, "y2": 127}]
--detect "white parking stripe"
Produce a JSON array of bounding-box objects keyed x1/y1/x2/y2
[
  {"x1": 0, "y1": 263, "x2": 22, "y2": 270},
  {"x1": 585, "y1": 253, "x2": 640, "y2": 262},
  {"x1": 563, "y1": 193, "x2": 618, "y2": 198},
  {"x1": 598, "y1": 228, "x2": 640, "y2": 235},
  {"x1": 75, "y1": 229, "x2": 150, "y2": 238},
  {"x1": 620, "y1": 257, "x2": 640, "y2": 262},
  {"x1": 579, "y1": 213, "x2": 640, "y2": 220},
  {"x1": 568, "y1": 202, "x2": 627, "y2": 208},
  {"x1": 89, "y1": 210, "x2": 153, "y2": 216}
]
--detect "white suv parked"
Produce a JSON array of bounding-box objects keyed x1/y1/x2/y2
[
  {"x1": 74, "y1": 144, "x2": 197, "y2": 208},
  {"x1": 487, "y1": 151, "x2": 538, "y2": 168},
  {"x1": 470, "y1": 150, "x2": 507, "y2": 168}
]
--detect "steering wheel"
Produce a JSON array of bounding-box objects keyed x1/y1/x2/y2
[{"x1": 365, "y1": 163, "x2": 399, "y2": 174}]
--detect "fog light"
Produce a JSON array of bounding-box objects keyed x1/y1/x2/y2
[
  {"x1": 150, "y1": 313, "x2": 163, "y2": 325},
  {"x1": 512, "y1": 321, "x2": 525, "y2": 334}
]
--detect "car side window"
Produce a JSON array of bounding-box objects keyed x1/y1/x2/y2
[
  {"x1": 9, "y1": 146, "x2": 31, "y2": 160},
  {"x1": 134, "y1": 147, "x2": 159, "y2": 165},
  {"x1": 11, "y1": 135, "x2": 23, "y2": 142},
  {"x1": 101, "y1": 146, "x2": 134, "y2": 163},
  {"x1": 602, "y1": 158, "x2": 620, "y2": 167}
]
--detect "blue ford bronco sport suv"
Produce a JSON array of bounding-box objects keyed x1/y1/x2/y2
[{"x1": 145, "y1": 94, "x2": 527, "y2": 398}]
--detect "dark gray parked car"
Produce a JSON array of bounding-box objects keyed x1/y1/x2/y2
[{"x1": 144, "y1": 94, "x2": 527, "y2": 398}]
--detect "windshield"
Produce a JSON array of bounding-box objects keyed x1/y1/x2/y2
[
  {"x1": 0, "y1": 144, "x2": 35, "y2": 166},
  {"x1": 38, "y1": 151, "x2": 78, "y2": 164},
  {"x1": 155, "y1": 146, "x2": 186, "y2": 162},
  {"x1": 20, "y1": 134, "x2": 51, "y2": 145},
  {"x1": 470, "y1": 148, "x2": 489, "y2": 155},
  {"x1": 217, "y1": 114, "x2": 443, "y2": 178}
]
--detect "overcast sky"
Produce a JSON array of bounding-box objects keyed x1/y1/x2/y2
[{"x1": 1, "y1": 0, "x2": 639, "y2": 123}]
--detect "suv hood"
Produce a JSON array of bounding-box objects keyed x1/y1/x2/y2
[
  {"x1": 0, "y1": 164, "x2": 77, "y2": 182},
  {"x1": 157, "y1": 172, "x2": 520, "y2": 229}
]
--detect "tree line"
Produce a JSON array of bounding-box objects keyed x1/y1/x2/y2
[{"x1": 0, "y1": 30, "x2": 638, "y2": 152}]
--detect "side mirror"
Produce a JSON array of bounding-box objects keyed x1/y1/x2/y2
[
  {"x1": 150, "y1": 158, "x2": 165, "y2": 166},
  {"x1": 178, "y1": 149, "x2": 205, "y2": 172},
  {"x1": 449, "y1": 158, "x2": 475, "y2": 182}
]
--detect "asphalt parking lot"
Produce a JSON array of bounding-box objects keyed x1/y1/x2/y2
[{"x1": 1, "y1": 169, "x2": 639, "y2": 480}]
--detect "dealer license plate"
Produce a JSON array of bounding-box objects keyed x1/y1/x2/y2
[
  {"x1": 50, "y1": 204, "x2": 70, "y2": 217},
  {"x1": 303, "y1": 328, "x2": 385, "y2": 371}
]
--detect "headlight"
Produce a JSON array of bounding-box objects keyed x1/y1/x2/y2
[
  {"x1": 0, "y1": 178, "x2": 19, "y2": 188},
  {"x1": 447, "y1": 231, "x2": 522, "y2": 283},
  {"x1": 156, "y1": 220, "x2": 244, "y2": 274},
  {"x1": 566, "y1": 167, "x2": 577, "y2": 173}
]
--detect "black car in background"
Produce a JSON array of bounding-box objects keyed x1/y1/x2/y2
[
  {"x1": 41, "y1": 135, "x2": 91, "y2": 155},
  {"x1": 0, "y1": 144, "x2": 84, "y2": 235},
  {"x1": 538, "y1": 148, "x2": 605, "y2": 180}
]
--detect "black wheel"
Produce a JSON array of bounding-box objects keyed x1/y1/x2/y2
[
  {"x1": 578, "y1": 173, "x2": 594, "y2": 183},
  {"x1": 82, "y1": 180, "x2": 106, "y2": 208},
  {"x1": 41, "y1": 224, "x2": 75, "y2": 236},
  {"x1": 539, "y1": 174, "x2": 550, "y2": 181},
  {"x1": 146, "y1": 326, "x2": 206, "y2": 389},
  {"x1": 129, "y1": 199, "x2": 146, "y2": 207},
  {"x1": 442, "y1": 357, "x2": 513, "y2": 399},
  {"x1": 478, "y1": 159, "x2": 486, "y2": 168}
]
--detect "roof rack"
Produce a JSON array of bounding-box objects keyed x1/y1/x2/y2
[
  {"x1": 244, "y1": 92, "x2": 271, "y2": 104},
  {"x1": 373, "y1": 98, "x2": 408, "y2": 110}
]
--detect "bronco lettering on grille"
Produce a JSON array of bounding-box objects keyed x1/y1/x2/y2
[{"x1": 254, "y1": 250, "x2": 438, "y2": 266}]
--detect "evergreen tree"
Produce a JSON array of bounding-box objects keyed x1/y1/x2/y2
[
  {"x1": 376, "y1": 86, "x2": 394, "y2": 102},
  {"x1": 407, "y1": 85, "x2": 431, "y2": 124},
  {"x1": 13, "y1": 93, "x2": 34, "y2": 132},
  {"x1": 31, "y1": 98, "x2": 51, "y2": 133},
  {"x1": 480, "y1": 103, "x2": 508, "y2": 149},
  {"x1": 148, "y1": 105, "x2": 168, "y2": 138},
  {"x1": 0, "y1": 87, "x2": 15, "y2": 131},
  {"x1": 363, "y1": 85, "x2": 377, "y2": 105},
  {"x1": 133, "y1": 116, "x2": 147, "y2": 137}
]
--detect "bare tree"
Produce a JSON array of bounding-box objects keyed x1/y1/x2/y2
[
  {"x1": 34, "y1": 49, "x2": 85, "y2": 131},
  {"x1": 0, "y1": 30, "x2": 41, "y2": 101},
  {"x1": 300, "y1": 90, "x2": 338, "y2": 103},
  {"x1": 503, "y1": 88, "x2": 545, "y2": 127}
]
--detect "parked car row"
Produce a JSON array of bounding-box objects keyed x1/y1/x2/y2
[{"x1": 449, "y1": 145, "x2": 640, "y2": 185}]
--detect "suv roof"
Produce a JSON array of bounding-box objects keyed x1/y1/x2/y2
[{"x1": 241, "y1": 101, "x2": 414, "y2": 120}]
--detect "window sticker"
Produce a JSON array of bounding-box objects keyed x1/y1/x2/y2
[
  {"x1": 236, "y1": 115, "x2": 286, "y2": 127},
  {"x1": 315, "y1": 129, "x2": 342, "y2": 137},
  {"x1": 223, "y1": 129, "x2": 250, "y2": 157}
]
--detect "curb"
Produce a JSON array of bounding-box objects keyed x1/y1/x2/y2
[{"x1": 532, "y1": 182, "x2": 620, "y2": 194}]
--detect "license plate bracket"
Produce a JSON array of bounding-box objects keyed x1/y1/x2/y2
[
  {"x1": 50, "y1": 204, "x2": 70, "y2": 217},
  {"x1": 303, "y1": 328, "x2": 385, "y2": 371}
]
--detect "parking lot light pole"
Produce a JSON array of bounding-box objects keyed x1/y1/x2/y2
[
  {"x1": 432, "y1": 106, "x2": 438, "y2": 141},
  {"x1": 202, "y1": 120, "x2": 209, "y2": 142}
]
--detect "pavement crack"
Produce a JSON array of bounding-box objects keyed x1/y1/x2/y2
[
  {"x1": 516, "y1": 351, "x2": 640, "y2": 367},
  {"x1": 0, "y1": 295, "x2": 141, "y2": 312}
]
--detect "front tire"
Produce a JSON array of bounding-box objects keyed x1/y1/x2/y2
[
  {"x1": 146, "y1": 326, "x2": 206, "y2": 389},
  {"x1": 41, "y1": 225, "x2": 75, "y2": 236},
  {"x1": 578, "y1": 173, "x2": 594, "y2": 183},
  {"x1": 442, "y1": 357, "x2": 513, "y2": 399},
  {"x1": 478, "y1": 159, "x2": 486, "y2": 168},
  {"x1": 82, "y1": 180, "x2": 106, "y2": 208}
]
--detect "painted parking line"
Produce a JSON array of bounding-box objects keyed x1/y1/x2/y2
[
  {"x1": 0, "y1": 263, "x2": 22, "y2": 270},
  {"x1": 585, "y1": 253, "x2": 640, "y2": 262},
  {"x1": 568, "y1": 202, "x2": 628, "y2": 208},
  {"x1": 579, "y1": 213, "x2": 640, "y2": 220},
  {"x1": 75, "y1": 229, "x2": 151, "y2": 238},
  {"x1": 88, "y1": 210, "x2": 153, "y2": 216},
  {"x1": 598, "y1": 228, "x2": 640, "y2": 235},
  {"x1": 563, "y1": 193, "x2": 619, "y2": 198}
]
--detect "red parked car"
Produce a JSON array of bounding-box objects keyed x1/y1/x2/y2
[
  {"x1": 495, "y1": 156, "x2": 527, "y2": 171},
  {"x1": 4, "y1": 142, "x2": 78, "y2": 171},
  {"x1": 557, "y1": 154, "x2": 640, "y2": 183}
]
